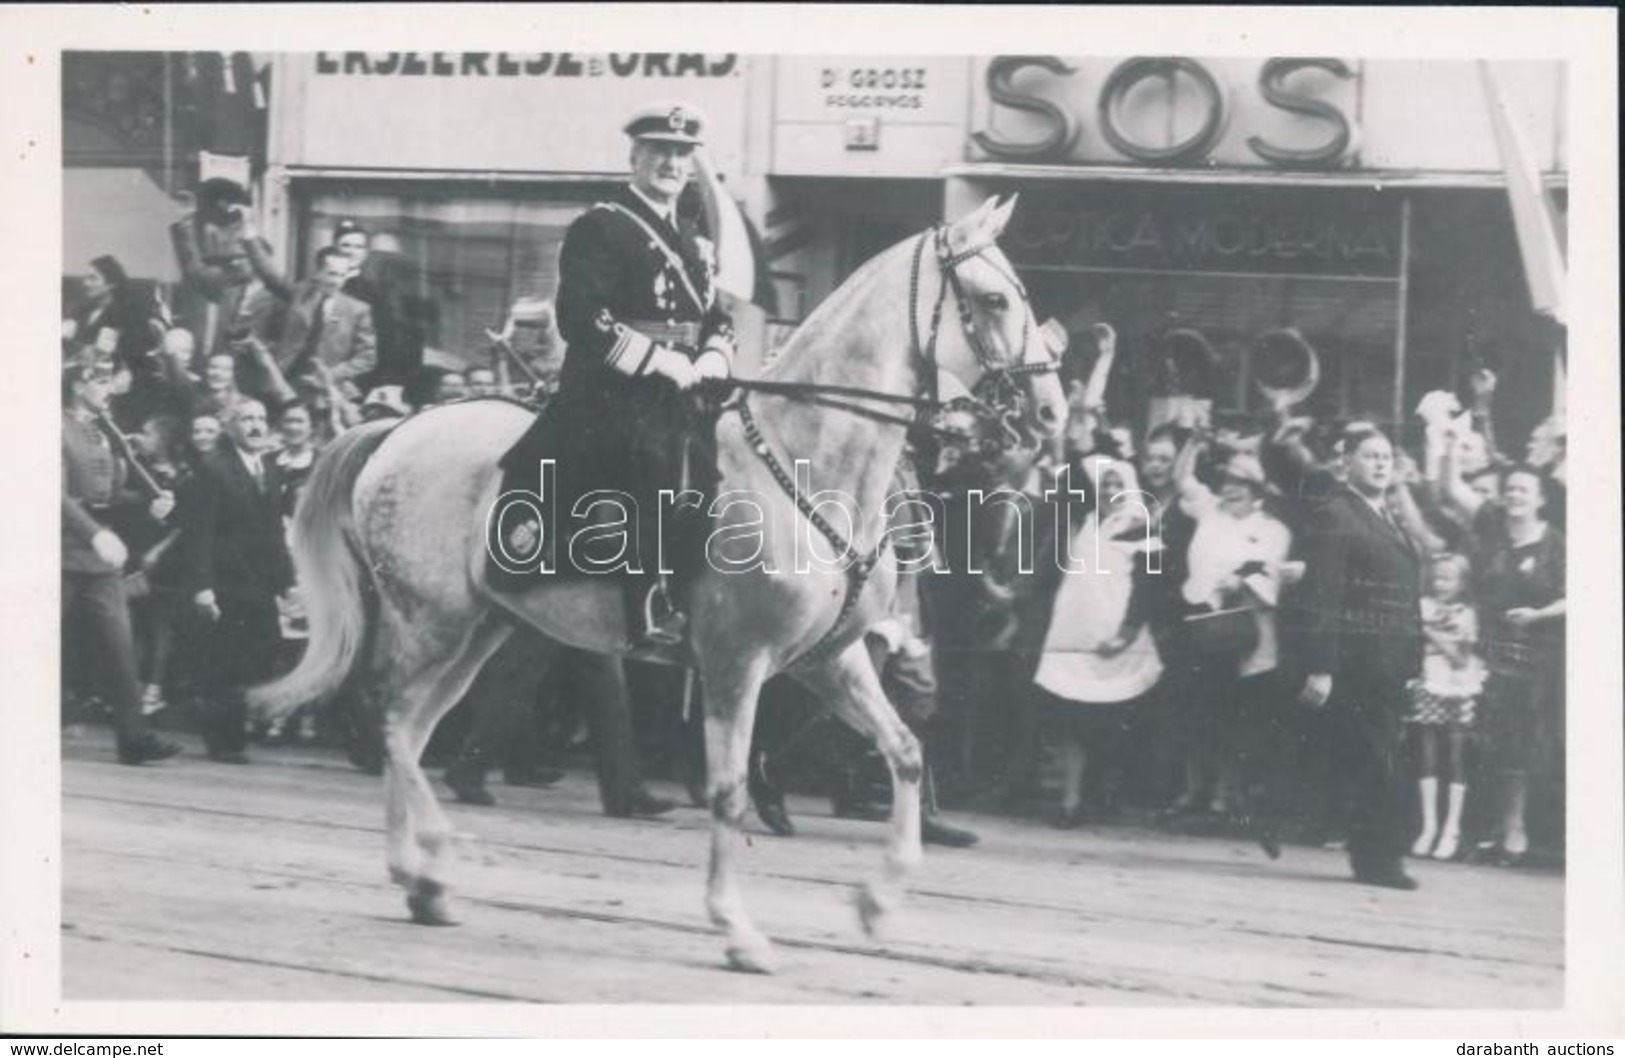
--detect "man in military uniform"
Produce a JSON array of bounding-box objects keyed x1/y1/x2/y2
[
  {"x1": 62, "y1": 357, "x2": 181, "y2": 765},
  {"x1": 491, "y1": 102, "x2": 735, "y2": 648}
]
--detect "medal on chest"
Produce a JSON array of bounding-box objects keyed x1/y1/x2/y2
[{"x1": 651, "y1": 262, "x2": 677, "y2": 315}]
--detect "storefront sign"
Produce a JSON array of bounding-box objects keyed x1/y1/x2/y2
[
  {"x1": 313, "y1": 53, "x2": 740, "y2": 78},
  {"x1": 813, "y1": 63, "x2": 935, "y2": 111},
  {"x1": 1003, "y1": 186, "x2": 1402, "y2": 280},
  {"x1": 771, "y1": 57, "x2": 969, "y2": 176},
  {"x1": 973, "y1": 56, "x2": 1358, "y2": 169},
  {"x1": 278, "y1": 53, "x2": 749, "y2": 174}
]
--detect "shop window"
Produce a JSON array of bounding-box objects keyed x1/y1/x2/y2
[
  {"x1": 301, "y1": 185, "x2": 615, "y2": 372},
  {"x1": 1006, "y1": 182, "x2": 1406, "y2": 431}
]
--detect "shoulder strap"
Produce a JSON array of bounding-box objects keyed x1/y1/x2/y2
[{"x1": 593, "y1": 202, "x2": 710, "y2": 314}]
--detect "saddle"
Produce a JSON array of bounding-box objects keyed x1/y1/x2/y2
[{"x1": 485, "y1": 385, "x2": 724, "y2": 647}]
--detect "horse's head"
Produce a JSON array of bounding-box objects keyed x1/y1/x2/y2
[{"x1": 924, "y1": 195, "x2": 1067, "y2": 445}]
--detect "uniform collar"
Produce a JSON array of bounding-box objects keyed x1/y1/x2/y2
[{"x1": 626, "y1": 182, "x2": 678, "y2": 228}]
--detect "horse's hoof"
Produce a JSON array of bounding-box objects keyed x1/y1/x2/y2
[
  {"x1": 406, "y1": 879, "x2": 457, "y2": 926},
  {"x1": 854, "y1": 883, "x2": 892, "y2": 938},
  {"x1": 725, "y1": 937, "x2": 777, "y2": 975},
  {"x1": 389, "y1": 865, "x2": 414, "y2": 888}
]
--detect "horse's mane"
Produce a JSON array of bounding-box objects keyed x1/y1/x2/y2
[{"x1": 762, "y1": 234, "x2": 915, "y2": 379}]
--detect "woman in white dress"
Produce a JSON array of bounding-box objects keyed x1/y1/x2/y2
[
  {"x1": 1032, "y1": 456, "x2": 1164, "y2": 827},
  {"x1": 1171, "y1": 439, "x2": 1295, "y2": 843}
]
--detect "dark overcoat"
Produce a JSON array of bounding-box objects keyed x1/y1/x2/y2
[{"x1": 1294, "y1": 484, "x2": 1424, "y2": 690}]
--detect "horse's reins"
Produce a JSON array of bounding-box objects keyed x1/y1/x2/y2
[{"x1": 718, "y1": 224, "x2": 1058, "y2": 669}]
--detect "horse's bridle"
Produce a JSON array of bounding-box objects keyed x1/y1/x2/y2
[
  {"x1": 916, "y1": 224, "x2": 1057, "y2": 404},
  {"x1": 724, "y1": 225, "x2": 1059, "y2": 668}
]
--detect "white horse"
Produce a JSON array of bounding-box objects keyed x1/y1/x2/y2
[{"x1": 251, "y1": 195, "x2": 1066, "y2": 973}]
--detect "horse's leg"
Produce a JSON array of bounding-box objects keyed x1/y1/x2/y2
[
  {"x1": 377, "y1": 609, "x2": 518, "y2": 925},
  {"x1": 698, "y1": 648, "x2": 776, "y2": 974},
  {"x1": 793, "y1": 640, "x2": 924, "y2": 938}
]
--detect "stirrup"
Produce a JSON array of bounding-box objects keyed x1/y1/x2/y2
[
  {"x1": 641, "y1": 584, "x2": 687, "y2": 647},
  {"x1": 506, "y1": 516, "x2": 542, "y2": 558}
]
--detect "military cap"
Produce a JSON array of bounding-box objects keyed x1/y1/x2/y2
[
  {"x1": 64, "y1": 344, "x2": 118, "y2": 377},
  {"x1": 624, "y1": 102, "x2": 705, "y2": 145}
]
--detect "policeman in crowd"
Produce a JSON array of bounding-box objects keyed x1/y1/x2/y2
[{"x1": 62, "y1": 357, "x2": 181, "y2": 765}]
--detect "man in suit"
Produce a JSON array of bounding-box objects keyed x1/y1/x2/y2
[
  {"x1": 1295, "y1": 425, "x2": 1425, "y2": 889},
  {"x1": 490, "y1": 101, "x2": 735, "y2": 647},
  {"x1": 332, "y1": 219, "x2": 415, "y2": 387},
  {"x1": 183, "y1": 398, "x2": 294, "y2": 762},
  {"x1": 62, "y1": 358, "x2": 181, "y2": 765},
  {"x1": 276, "y1": 247, "x2": 378, "y2": 425}
]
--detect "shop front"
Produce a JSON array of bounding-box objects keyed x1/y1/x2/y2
[
  {"x1": 759, "y1": 56, "x2": 971, "y2": 354},
  {"x1": 264, "y1": 52, "x2": 757, "y2": 374},
  {"x1": 990, "y1": 179, "x2": 1405, "y2": 426},
  {"x1": 946, "y1": 55, "x2": 1567, "y2": 441}
]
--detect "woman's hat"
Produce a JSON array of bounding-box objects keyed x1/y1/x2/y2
[{"x1": 1219, "y1": 453, "x2": 1278, "y2": 495}]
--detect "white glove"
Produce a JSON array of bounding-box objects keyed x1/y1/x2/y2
[
  {"x1": 148, "y1": 491, "x2": 176, "y2": 523},
  {"x1": 648, "y1": 347, "x2": 700, "y2": 391},
  {"x1": 194, "y1": 589, "x2": 222, "y2": 622},
  {"x1": 91, "y1": 529, "x2": 128, "y2": 570},
  {"x1": 1299, "y1": 673, "x2": 1333, "y2": 709},
  {"x1": 694, "y1": 350, "x2": 731, "y2": 381}
]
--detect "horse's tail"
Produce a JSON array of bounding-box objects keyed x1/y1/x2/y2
[{"x1": 249, "y1": 419, "x2": 399, "y2": 723}]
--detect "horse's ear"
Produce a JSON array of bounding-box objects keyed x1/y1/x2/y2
[
  {"x1": 947, "y1": 196, "x2": 1000, "y2": 248},
  {"x1": 986, "y1": 193, "x2": 1019, "y2": 238},
  {"x1": 965, "y1": 195, "x2": 1000, "y2": 227}
]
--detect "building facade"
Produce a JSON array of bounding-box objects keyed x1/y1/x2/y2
[
  {"x1": 63, "y1": 51, "x2": 1567, "y2": 443},
  {"x1": 260, "y1": 52, "x2": 766, "y2": 375},
  {"x1": 763, "y1": 55, "x2": 1567, "y2": 444}
]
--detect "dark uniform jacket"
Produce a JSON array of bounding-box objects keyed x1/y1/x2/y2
[
  {"x1": 499, "y1": 185, "x2": 734, "y2": 547},
  {"x1": 1294, "y1": 485, "x2": 1423, "y2": 689},
  {"x1": 182, "y1": 442, "x2": 294, "y2": 605}
]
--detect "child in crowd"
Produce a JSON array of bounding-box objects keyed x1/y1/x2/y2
[{"x1": 1407, "y1": 552, "x2": 1486, "y2": 860}]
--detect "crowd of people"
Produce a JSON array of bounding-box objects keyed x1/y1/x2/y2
[
  {"x1": 747, "y1": 327, "x2": 1568, "y2": 885},
  {"x1": 62, "y1": 174, "x2": 1568, "y2": 884},
  {"x1": 60, "y1": 176, "x2": 684, "y2": 821}
]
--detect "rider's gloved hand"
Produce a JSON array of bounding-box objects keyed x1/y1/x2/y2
[
  {"x1": 647, "y1": 346, "x2": 700, "y2": 391},
  {"x1": 694, "y1": 350, "x2": 731, "y2": 382}
]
